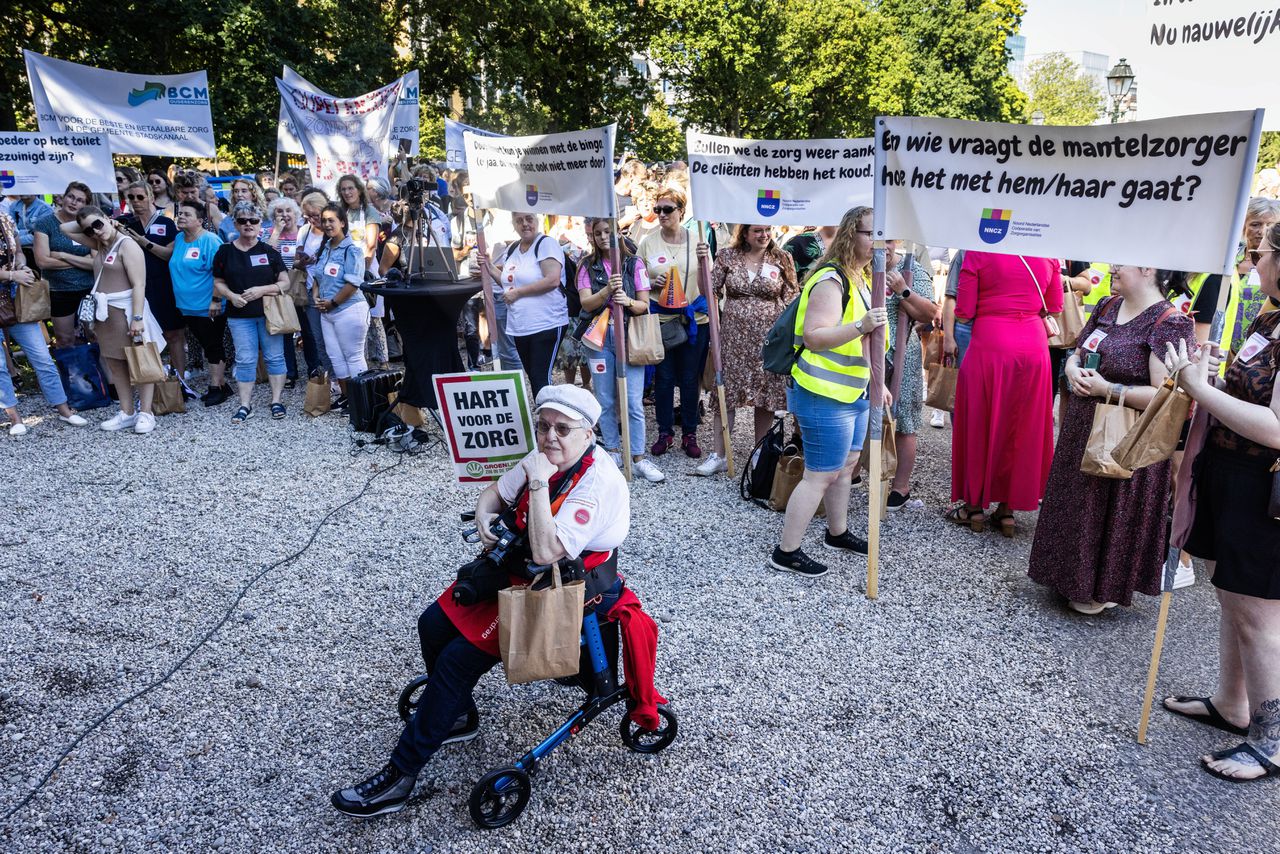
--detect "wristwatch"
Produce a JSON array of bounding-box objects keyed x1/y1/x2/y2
[
  {"x1": 529, "y1": 479, "x2": 548, "y2": 492},
  {"x1": 132, "y1": 314, "x2": 143, "y2": 322}
]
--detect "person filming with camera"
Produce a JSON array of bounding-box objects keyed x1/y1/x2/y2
[{"x1": 332, "y1": 384, "x2": 639, "y2": 817}]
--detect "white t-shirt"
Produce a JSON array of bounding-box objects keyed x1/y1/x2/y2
[
  {"x1": 496, "y1": 449, "x2": 630, "y2": 560},
  {"x1": 500, "y1": 235, "x2": 568, "y2": 337}
]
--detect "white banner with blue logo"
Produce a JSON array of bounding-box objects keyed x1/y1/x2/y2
[
  {"x1": 686, "y1": 131, "x2": 873, "y2": 226},
  {"x1": 873, "y1": 111, "x2": 1264, "y2": 275},
  {"x1": 276, "y1": 67, "x2": 420, "y2": 156},
  {"x1": 0, "y1": 132, "x2": 115, "y2": 195},
  {"x1": 275, "y1": 76, "x2": 402, "y2": 195},
  {"x1": 444, "y1": 118, "x2": 503, "y2": 169},
  {"x1": 464, "y1": 124, "x2": 615, "y2": 218},
  {"x1": 24, "y1": 51, "x2": 215, "y2": 158}
]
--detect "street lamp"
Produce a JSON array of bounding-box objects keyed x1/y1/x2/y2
[
  {"x1": 1030, "y1": 110, "x2": 1045, "y2": 126},
  {"x1": 1106, "y1": 57, "x2": 1135, "y2": 124}
]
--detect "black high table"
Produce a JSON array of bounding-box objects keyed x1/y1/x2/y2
[{"x1": 363, "y1": 276, "x2": 482, "y2": 409}]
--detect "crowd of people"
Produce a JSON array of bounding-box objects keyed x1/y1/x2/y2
[{"x1": 4, "y1": 154, "x2": 1279, "y2": 785}]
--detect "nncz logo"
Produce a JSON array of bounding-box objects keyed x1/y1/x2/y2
[
  {"x1": 978, "y1": 208, "x2": 1012, "y2": 244},
  {"x1": 128, "y1": 82, "x2": 209, "y2": 107}
]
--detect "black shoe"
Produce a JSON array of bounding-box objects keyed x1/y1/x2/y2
[
  {"x1": 202, "y1": 385, "x2": 231, "y2": 407},
  {"x1": 823, "y1": 529, "x2": 868, "y2": 556},
  {"x1": 441, "y1": 709, "x2": 480, "y2": 746},
  {"x1": 331, "y1": 762, "x2": 416, "y2": 817},
  {"x1": 285, "y1": 375, "x2": 298, "y2": 389},
  {"x1": 886, "y1": 490, "x2": 910, "y2": 511},
  {"x1": 333, "y1": 394, "x2": 349, "y2": 411},
  {"x1": 181, "y1": 385, "x2": 200, "y2": 402},
  {"x1": 768, "y1": 546, "x2": 828, "y2": 577}
]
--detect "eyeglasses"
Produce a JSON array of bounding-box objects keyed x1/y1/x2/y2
[
  {"x1": 653, "y1": 205, "x2": 679, "y2": 215},
  {"x1": 85, "y1": 219, "x2": 107, "y2": 232},
  {"x1": 236, "y1": 218, "x2": 261, "y2": 226},
  {"x1": 534, "y1": 420, "x2": 581, "y2": 438},
  {"x1": 125, "y1": 194, "x2": 147, "y2": 201}
]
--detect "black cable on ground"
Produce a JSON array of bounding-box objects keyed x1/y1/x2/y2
[{"x1": 1, "y1": 453, "x2": 406, "y2": 823}]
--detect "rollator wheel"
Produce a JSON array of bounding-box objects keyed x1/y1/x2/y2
[
  {"x1": 396, "y1": 675, "x2": 431, "y2": 722},
  {"x1": 468, "y1": 766, "x2": 531, "y2": 829},
  {"x1": 619, "y1": 703, "x2": 678, "y2": 754}
]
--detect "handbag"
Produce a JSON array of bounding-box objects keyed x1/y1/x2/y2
[
  {"x1": 0, "y1": 286, "x2": 14, "y2": 328},
  {"x1": 497, "y1": 563, "x2": 585, "y2": 685},
  {"x1": 1023, "y1": 256, "x2": 1062, "y2": 343},
  {"x1": 659, "y1": 316, "x2": 688, "y2": 350},
  {"x1": 152, "y1": 374, "x2": 186, "y2": 415},
  {"x1": 286, "y1": 266, "x2": 310, "y2": 307},
  {"x1": 626, "y1": 312, "x2": 665, "y2": 365},
  {"x1": 263, "y1": 293, "x2": 301, "y2": 335},
  {"x1": 1112, "y1": 374, "x2": 1193, "y2": 472},
  {"x1": 124, "y1": 340, "x2": 166, "y2": 384},
  {"x1": 1049, "y1": 289, "x2": 1086, "y2": 349},
  {"x1": 925, "y1": 357, "x2": 958, "y2": 412},
  {"x1": 303, "y1": 372, "x2": 332, "y2": 417},
  {"x1": 741, "y1": 416, "x2": 786, "y2": 508},
  {"x1": 1080, "y1": 386, "x2": 1137, "y2": 479},
  {"x1": 77, "y1": 236, "x2": 126, "y2": 330},
  {"x1": 51, "y1": 342, "x2": 112, "y2": 410},
  {"x1": 15, "y1": 275, "x2": 51, "y2": 324}
]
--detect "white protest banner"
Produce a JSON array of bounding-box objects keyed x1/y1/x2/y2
[
  {"x1": 873, "y1": 111, "x2": 1263, "y2": 275},
  {"x1": 24, "y1": 50, "x2": 215, "y2": 159},
  {"x1": 1139, "y1": 2, "x2": 1280, "y2": 131},
  {"x1": 444, "y1": 118, "x2": 504, "y2": 169},
  {"x1": 0, "y1": 132, "x2": 114, "y2": 195},
  {"x1": 277, "y1": 68, "x2": 420, "y2": 155},
  {"x1": 434, "y1": 371, "x2": 536, "y2": 484},
  {"x1": 687, "y1": 131, "x2": 873, "y2": 226},
  {"x1": 275, "y1": 76, "x2": 401, "y2": 194},
  {"x1": 464, "y1": 124, "x2": 616, "y2": 217}
]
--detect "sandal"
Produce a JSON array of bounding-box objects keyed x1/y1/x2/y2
[
  {"x1": 945, "y1": 505, "x2": 985, "y2": 533},
  {"x1": 1202, "y1": 742, "x2": 1280, "y2": 783},
  {"x1": 231, "y1": 405, "x2": 252, "y2": 425},
  {"x1": 991, "y1": 512, "x2": 1015, "y2": 538},
  {"x1": 270, "y1": 402, "x2": 286, "y2": 420},
  {"x1": 1163, "y1": 696, "x2": 1249, "y2": 737}
]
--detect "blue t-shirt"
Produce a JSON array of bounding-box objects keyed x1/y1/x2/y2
[
  {"x1": 169, "y1": 230, "x2": 226, "y2": 316},
  {"x1": 310, "y1": 236, "x2": 366, "y2": 314}
]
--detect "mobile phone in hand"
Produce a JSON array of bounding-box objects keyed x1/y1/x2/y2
[{"x1": 1083, "y1": 352, "x2": 1101, "y2": 370}]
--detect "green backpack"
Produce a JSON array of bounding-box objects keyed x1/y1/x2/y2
[{"x1": 761, "y1": 264, "x2": 850, "y2": 375}]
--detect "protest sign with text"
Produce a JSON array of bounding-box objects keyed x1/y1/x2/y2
[
  {"x1": 1138, "y1": 1, "x2": 1280, "y2": 130},
  {"x1": 276, "y1": 68, "x2": 419, "y2": 156},
  {"x1": 445, "y1": 118, "x2": 503, "y2": 169},
  {"x1": 24, "y1": 51, "x2": 214, "y2": 158},
  {"x1": 465, "y1": 125, "x2": 616, "y2": 218},
  {"x1": 873, "y1": 111, "x2": 1263, "y2": 275},
  {"x1": 687, "y1": 132, "x2": 873, "y2": 226},
  {"x1": 435, "y1": 371, "x2": 536, "y2": 484},
  {"x1": 0, "y1": 132, "x2": 114, "y2": 195},
  {"x1": 275, "y1": 76, "x2": 401, "y2": 194}
]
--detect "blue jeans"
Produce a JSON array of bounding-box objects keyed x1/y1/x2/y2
[
  {"x1": 491, "y1": 297, "x2": 523, "y2": 371},
  {"x1": 391, "y1": 602, "x2": 500, "y2": 776},
  {"x1": 786, "y1": 382, "x2": 871, "y2": 473},
  {"x1": 954, "y1": 319, "x2": 972, "y2": 368},
  {"x1": 587, "y1": 326, "x2": 647, "y2": 453},
  {"x1": 227, "y1": 317, "x2": 285, "y2": 384},
  {"x1": 654, "y1": 322, "x2": 709, "y2": 436},
  {"x1": 1, "y1": 322, "x2": 69, "y2": 410},
  {"x1": 304, "y1": 305, "x2": 334, "y2": 376}
]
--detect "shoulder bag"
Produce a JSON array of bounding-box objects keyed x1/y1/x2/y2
[{"x1": 1022, "y1": 255, "x2": 1062, "y2": 344}]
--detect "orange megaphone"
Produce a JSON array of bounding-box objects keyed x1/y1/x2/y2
[
  {"x1": 580, "y1": 310, "x2": 610, "y2": 350},
  {"x1": 659, "y1": 266, "x2": 690, "y2": 310}
]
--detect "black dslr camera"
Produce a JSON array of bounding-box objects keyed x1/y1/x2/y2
[
  {"x1": 400, "y1": 177, "x2": 429, "y2": 209},
  {"x1": 454, "y1": 514, "x2": 526, "y2": 606}
]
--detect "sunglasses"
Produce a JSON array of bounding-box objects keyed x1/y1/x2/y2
[
  {"x1": 85, "y1": 219, "x2": 107, "y2": 232},
  {"x1": 653, "y1": 205, "x2": 679, "y2": 215},
  {"x1": 236, "y1": 218, "x2": 261, "y2": 225},
  {"x1": 535, "y1": 420, "x2": 580, "y2": 438},
  {"x1": 125, "y1": 194, "x2": 147, "y2": 201}
]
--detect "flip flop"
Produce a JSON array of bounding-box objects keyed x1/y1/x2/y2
[
  {"x1": 1163, "y1": 696, "x2": 1249, "y2": 737},
  {"x1": 1202, "y1": 741, "x2": 1280, "y2": 783}
]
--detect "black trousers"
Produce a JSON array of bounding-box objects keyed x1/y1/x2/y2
[
  {"x1": 514, "y1": 326, "x2": 564, "y2": 399},
  {"x1": 184, "y1": 313, "x2": 227, "y2": 365}
]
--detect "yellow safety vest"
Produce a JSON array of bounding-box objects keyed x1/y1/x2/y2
[
  {"x1": 1081, "y1": 262, "x2": 1111, "y2": 317},
  {"x1": 791, "y1": 264, "x2": 872, "y2": 404}
]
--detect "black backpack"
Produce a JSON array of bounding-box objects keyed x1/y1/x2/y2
[
  {"x1": 761, "y1": 263, "x2": 850, "y2": 375},
  {"x1": 501, "y1": 234, "x2": 580, "y2": 317},
  {"x1": 740, "y1": 416, "x2": 787, "y2": 508}
]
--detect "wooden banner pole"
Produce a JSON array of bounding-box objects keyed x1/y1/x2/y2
[{"x1": 695, "y1": 222, "x2": 734, "y2": 478}]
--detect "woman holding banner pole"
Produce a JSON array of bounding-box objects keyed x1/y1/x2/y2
[{"x1": 769, "y1": 207, "x2": 888, "y2": 578}]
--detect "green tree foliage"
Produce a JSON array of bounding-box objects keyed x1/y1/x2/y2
[{"x1": 1022, "y1": 51, "x2": 1106, "y2": 126}]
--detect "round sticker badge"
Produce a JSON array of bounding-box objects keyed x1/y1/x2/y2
[{"x1": 574, "y1": 508, "x2": 591, "y2": 525}]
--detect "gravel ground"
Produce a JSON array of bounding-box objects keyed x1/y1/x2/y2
[{"x1": 1, "y1": 383, "x2": 1275, "y2": 853}]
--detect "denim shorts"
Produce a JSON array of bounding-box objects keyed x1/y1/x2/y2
[{"x1": 786, "y1": 381, "x2": 871, "y2": 472}]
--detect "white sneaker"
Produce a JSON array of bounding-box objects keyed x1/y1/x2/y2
[
  {"x1": 695, "y1": 452, "x2": 728, "y2": 476},
  {"x1": 8, "y1": 421, "x2": 29, "y2": 437},
  {"x1": 133, "y1": 412, "x2": 157, "y2": 434},
  {"x1": 930, "y1": 409, "x2": 946, "y2": 428},
  {"x1": 58, "y1": 413, "x2": 89, "y2": 427},
  {"x1": 633, "y1": 457, "x2": 666, "y2": 483},
  {"x1": 608, "y1": 450, "x2": 623, "y2": 468},
  {"x1": 1172, "y1": 561, "x2": 1196, "y2": 590},
  {"x1": 100, "y1": 411, "x2": 139, "y2": 432}
]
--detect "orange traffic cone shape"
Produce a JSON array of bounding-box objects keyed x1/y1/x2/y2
[
  {"x1": 580, "y1": 310, "x2": 610, "y2": 350},
  {"x1": 659, "y1": 266, "x2": 689, "y2": 310}
]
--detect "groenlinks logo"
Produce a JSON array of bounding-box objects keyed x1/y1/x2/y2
[
  {"x1": 978, "y1": 208, "x2": 1012, "y2": 244},
  {"x1": 0, "y1": 171, "x2": 15, "y2": 190},
  {"x1": 525, "y1": 184, "x2": 539, "y2": 207},
  {"x1": 127, "y1": 82, "x2": 209, "y2": 107},
  {"x1": 465, "y1": 460, "x2": 485, "y2": 478},
  {"x1": 756, "y1": 189, "x2": 781, "y2": 217}
]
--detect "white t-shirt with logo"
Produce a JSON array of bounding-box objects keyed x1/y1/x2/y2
[
  {"x1": 496, "y1": 450, "x2": 630, "y2": 560},
  {"x1": 500, "y1": 236, "x2": 569, "y2": 337}
]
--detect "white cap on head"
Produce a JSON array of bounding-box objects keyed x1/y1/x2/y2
[{"x1": 535, "y1": 384, "x2": 601, "y2": 428}]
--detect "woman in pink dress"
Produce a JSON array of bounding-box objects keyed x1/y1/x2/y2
[{"x1": 949, "y1": 251, "x2": 1061, "y2": 535}]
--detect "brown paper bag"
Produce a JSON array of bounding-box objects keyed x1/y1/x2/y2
[
  {"x1": 15, "y1": 278, "x2": 52, "y2": 323},
  {"x1": 855, "y1": 413, "x2": 898, "y2": 482},
  {"x1": 924, "y1": 328, "x2": 944, "y2": 367},
  {"x1": 1049, "y1": 291, "x2": 1086, "y2": 349},
  {"x1": 124, "y1": 341, "x2": 166, "y2": 384},
  {"x1": 768, "y1": 446, "x2": 825, "y2": 516},
  {"x1": 925, "y1": 360, "x2": 958, "y2": 412},
  {"x1": 303, "y1": 373, "x2": 331, "y2": 417},
  {"x1": 1080, "y1": 387, "x2": 1137, "y2": 479},
  {"x1": 1112, "y1": 376, "x2": 1192, "y2": 472},
  {"x1": 286, "y1": 267, "x2": 310, "y2": 307},
  {"x1": 263, "y1": 293, "x2": 301, "y2": 335},
  {"x1": 626, "y1": 312, "x2": 665, "y2": 366},
  {"x1": 152, "y1": 376, "x2": 186, "y2": 415},
  {"x1": 498, "y1": 564, "x2": 584, "y2": 685},
  {"x1": 387, "y1": 391, "x2": 425, "y2": 427}
]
